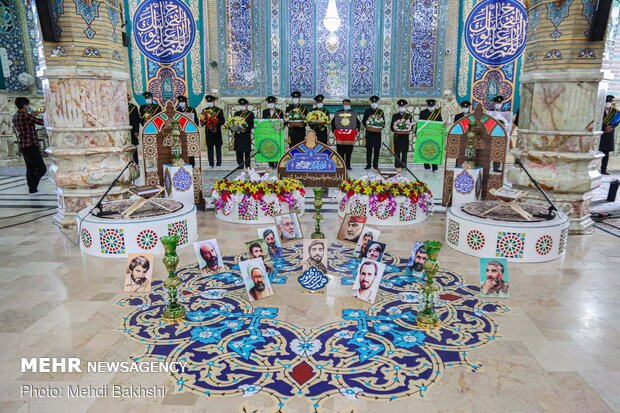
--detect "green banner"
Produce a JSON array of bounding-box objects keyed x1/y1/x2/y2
[
  {"x1": 255, "y1": 120, "x2": 286, "y2": 163},
  {"x1": 414, "y1": 120, "x2": 446, "y2": 165}
]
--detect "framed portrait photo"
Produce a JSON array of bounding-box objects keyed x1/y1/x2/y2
[
  {"x1": 361, "y1": 241, "x2": 386, "y2": 262},
  {"x1": 351, "y1": 258, "x2": 386, "y2": 304},
  {"x1": 274, "y1": 213, "x2": 303, "y2": 242},
  {"x1": 302, "y1": 238, "x2": 328, "y2": 273},
  {"x1": 124, "y1": 253, "x2": 154, "y2": 293},
  {"x1": 193, "y1": 239, "x2": 224, "y2": 275},
  {"x1": 239, "y1": 257, "x2": 274, "y2": 302},
  {"x1": 479, "y1": 258, "x2": 509, "y2": 298},
  {"x1": 257, "y1": 226, "x2": 283, "y2": 258},
  {"x1": 355, "y1": 227, "x2": 381, "y2": 256},
  {"x1": 406, "y1": 241, "x2": 428, "y2": 277},
  {"x1": 245, "y1": 238, "x2": 275, "y2": 274},
  {"x1": 337, "y1": 214, "x2": 367, "y2": 243}
]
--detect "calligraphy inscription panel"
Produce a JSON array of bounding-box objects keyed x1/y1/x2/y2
[
  {"x1": 465, "y1": 0, "x2": 528, "y2": 66},
  {"x1": 277, "y1": 140, "x2": 347, "y2": 188},
  {"x1": 133, "y1": 0, "x2": 196, "y2": 63}
]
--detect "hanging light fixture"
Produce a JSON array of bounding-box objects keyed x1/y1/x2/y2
[{"x1": 323, "y1": 0, "x2": 341, "y2": 33}]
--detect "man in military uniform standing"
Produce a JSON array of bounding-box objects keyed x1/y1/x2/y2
[
  {"x1": 390, "y1": 99, "x2": 413, "y2": 169},
  {"x1": 362, "y1": 95, "x2": 384, "y2": 170},
  {"x1": 417, "y1": 98, "x2": 442, "y2": 172},
  {"x1": 175, "y1": 95, "x2": 199, "y2": 124},
  {"x1": 308, "y1": 94, "x2": 330, "y2": 145},
  {"x1": 233, "y1": 98, "x2": 255, "y2": 169},
  {"x1": 454, "y1": 100, "x2": 471, "y2": 122},
  {"x1": 285, "y1": 91, "x2": 308, "y2": 147},
  {"x1": 600, "y1": 95, "x2": 618, "y2": 175},
  {"x1": 128, "y1": 94, "x2": 141, "y2": 164},
  {"x1": 200, "y1": 95, "x2": 225, "y2": 167},
  {"x1": 262, "y1": 96, "x2": 284, "y2": 168},
  {"x1": 332, "y1": 98, "x2": 359, "y2": 170},
  {"x1": 139, "y1": 92, "x2": 162, "y2": 125}
]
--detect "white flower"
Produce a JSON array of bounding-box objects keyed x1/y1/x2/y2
[
  {"x1": 239, "y1": 384, "x2": 262, "y2": 397},
  {"x1": 359, "y1": 195, "x2": 369, "y2": 202},
  {"x1": 338, "y1": 387, "x2": 363, "y2": 400},
  {"x1": 263, "y1": 194, "x2": 277, "y2": 203},
  {"x1": 292, "y1": 190, "x2": 303, "y2": 200},
  {"x1": 232, "y1": 193, "x2": 243, "y2": 203},
  {"x1": 395, "y1": 195, "x2": 407, "y2": 204},
  {"x1": 211, "y1": 190, "x2": 220, "y2": 200},
  {"x1": 290, "y1": 338, "x2": 322, "y2": 357}
]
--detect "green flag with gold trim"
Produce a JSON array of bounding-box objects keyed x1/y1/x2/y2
[
  {"x1": 414, "y1": 120, "x2": 445, "y2": 165},
  {"x1": 254, "y1": 120, "x2": 285, "y2": 163}
]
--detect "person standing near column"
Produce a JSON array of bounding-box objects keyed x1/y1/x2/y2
[
  {"x1": 138, "y1": 92, "x2": 162, "y2": 125},
  {"x1": 12, "y1": 97, "x2": 46, "y2": 194},
  {"x1": 391, "y1": 99, "x2": 413, "y2": 169},
  {"x1": 454, "y1": 100, "x2": 471, "y2": 122},
  {"x1": 285, "y1": 91, "x2": 308, "y2": 147},
  {"x1": 200, "y1": 95, "x2": 225, "y2": 168},
  {"x1": 128, "y1": 94, "x2": 141, "y2": 164},
  {"x1": 175, "y1": 95, "x2": 199, "y2": 125},
  {"x1": 600, "y1": 95, "x2": 618, "y2": 175},
  {"x1": 417, "y1": 99, "x2": 442, "y2": 172},
  {"x1": 332, "y1": 98, "x2": 359, "y2": 171},
  {"x1": 362, "y1": 95, "x2": 384, "y2": 170},
  {"x1": 233, "y1": 98, "x2": 255, "y2": 169},
  {"x1": 262, "y1": 96, "x2": 284, "y2": 168},
  {"x1": 308, "y1": 94, "x2": 330, "y2": 145}
]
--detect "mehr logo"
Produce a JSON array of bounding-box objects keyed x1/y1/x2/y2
[{"x1": 22, "y1": 358, "x2": 82, "y2": 373}]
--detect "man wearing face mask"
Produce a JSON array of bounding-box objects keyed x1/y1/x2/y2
[
  {"x1": 332, "y1": 98, "x2": 360, "y2": 170},
  {"x1": 417, "y1": 99, "x2": 442, "y2": 172},
  {"x1": 262, "y1": 96, "x2": 284, "y2": 168},
  {"x1": 390, "y1": 99, "x2": 413, "y2": 168},
  {"x1": 454, "y1": 100, "x2": 471, "y2": 122},
  {"x1": 600, "y1": 95, "x2": 618, "y2": 175},
  {"x1": 362, "y1": 95, "x2": 384, "y2": 170},
  {"x1": 200, "y1": 95, "x2": 226, "y2": 167},
  {"x1": 233, "y1": 98, "x2": 255, "y2": 168},
  {"x1": 286, "y1": 91, "x2": 308, "y2": 147},
  {"x1": 175, "y1": 95, "x2": 199, "y2": 125},
  {"x1": 139, "y1": 91, "x2": 162, "y2": 125},
  {"x1": 128, "y1": 94, "x2": 141, "y2": 163},
  {"x1": 307, "y1": 95, "x2": 330, "y2": 144}
]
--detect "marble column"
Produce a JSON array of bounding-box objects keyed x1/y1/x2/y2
[
  {"x1": 33, "y1": 0, "x2": 133, "y2": 228},
  {"x1": 507, "y1": 0, "x2": 619, "y2": 234}
]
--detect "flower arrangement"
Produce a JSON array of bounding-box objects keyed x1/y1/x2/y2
[
  {"x1": 200, "y1": 110, "x2": 218, "y2": 132},
  {"x1": 224, "y1": 116, "x2": 248, "y2": 133},
  {"x1": 338, "y1": 177, "x2": 433, "y2": 216},
  {"x1": 212, "y1": 172, "x2": 306, "y2": 217},
  {"x1": 366, "y1": 114, "x2": 385, "y2": 132},
  {"x1": 287, "y1": 108, "x2": 306, "y2": 127},
  {"x1": 393, "y1": 117, "x2": 414, "y2": 134},
  {"x1": 306, "y1": 111, "x2": 330, "y2": 130}
]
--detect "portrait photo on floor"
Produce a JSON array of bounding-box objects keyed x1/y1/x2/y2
[
  {"x1": 239, "y1": 257, "x2": 274, "y2": 302},
  {"x1": 352, "y1": 258, "x2": 386, "y2": 304},
  {"x1": 337, "y1": 214, "x2": 367, "y2": 243},
  {"x1": 274, "y1": 213, "x2": 303, "y2": 242},
  {"x1": 302, "y1": 238, "x2": 328, "y2": 273},
  {"x1": 355, "y1": 227, "x2": 381, "y2": 256},
  {"x1": 257, "y1": 226, "x2": 283, "y2": 258},
  {"x1": 362, "y1": 241, "x2": 387, "y2": 262},
  {"x1": 124, "y1": 253, "x2": 154, "y2": 293},
  {"x1": 193, "y1": 239, "x2": 224, "y2": 275},
  {"x1": 479, "y1": 257, "x2": 509, "y2": 298},
  {"x1": 245, "y1": 238, "x2": 274, "y2": 274}
]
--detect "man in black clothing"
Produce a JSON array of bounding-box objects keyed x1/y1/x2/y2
[
  {"x1": 362, "y1": 95, "x2": 384, "y2": 169},
  {"x1": 175, "y1": 95, "x2": 199, "y2": 124},
  {"x1": 454, "y1": 100, "x2": 471, "y2": 123},
  {"x1": 262, "y1": 96, "x2": 284, "y2": 168},
  {"x1": 128, "y1": 94, "x2": 141, "y2": 163},
  {"x1": 390, "y1": 99, "x2": 413, "y2": 169},
  {"x1": 138, "y1": 92, "x2": 162, "y2": 124},
  {"x1": 332, "y1": 98, "x2": 359, "y2": 170},
  {"x1": 600, "y1": 95, "x2": 618, "y2": 175},
  {"x1": 200, "y1": 95, "x2": 226, "y2": 167},
  {"x1": 308, "y1": 94, "x2": 330, "y2": 145},
  {"x1": 233, "y1": 98, "x2": 255, "y2": 168},
  {"x1": 417, "y1": 98, "x2": 442, "y2": 172},
  {"x1": 285, "y1": 91, "x2": 308, "y2": 147}
]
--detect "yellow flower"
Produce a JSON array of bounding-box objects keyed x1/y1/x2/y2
[{"x1": 364, "y1": 186, "x2": 373, "y2": 195}]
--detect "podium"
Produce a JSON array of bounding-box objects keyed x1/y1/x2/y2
[
  {"x1": 452, "y1": 166, "x2": 483, "y2": 206},
  {"x1": 163, "y1": 164, "x2": 194, "y2": 205}
]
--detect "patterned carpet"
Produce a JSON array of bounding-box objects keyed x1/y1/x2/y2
[{"x1": 118, "y1": 242, "x2": 508, "y2": 411}]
